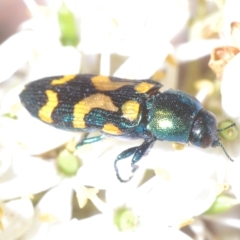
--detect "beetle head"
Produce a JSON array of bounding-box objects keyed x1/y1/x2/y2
[
  {"x1": 189, "y1": 109, "x2": 234, "y2": 161},
  {"x1": 189, "y1": 109, "x2": 218, "y2": 148}
]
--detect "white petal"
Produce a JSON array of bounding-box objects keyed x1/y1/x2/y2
[
  {"x1": 76, "y1": 139, "x2": 144, "y2": 189},
  {"x1": 114, "y1": 41, "x2": 173, "y2": 79},
  {"x1": 45, "y1": 219, "x2": 83, "y2": 240},
  {"x1": 0, "y1": 198, "x2": 34, "y2": 240},
  {"x1": 143, "y1": 0, "x2": 189, "y2": 41},
  {"x1": 0, "y1": 148, "x2": 12, "y2": 177},
  {"x1": 105, "y1": 174, "x2": 144, "y2": 208},
  {"x1": 0, "y1": 84, "x2": 24, "y2": 115},
  {"x1": 149, "y1": 146, "x2": 223, "y2": 183},
  {"x1": 0, "y1": 156, "x2": 61, "y2": 200},
  {"x1": 75, "y1": 133, "x2": 116, "y2": 163},
  {"x1": 36, "y1": 179, "x2": 73, "y2": 221},
  {"x1": 0, "y1": 110, "x2": 76, "y2": 155},
  {"x1": 0, "y1": 31, "x2": 34, "y2": 83},
  {"x1": 75, "y1": 153, "x2": 118, "y2": 189},
  {"x1": 221, "y1": 53, "x2": 240, "y2": 118},
  {"x1": 22, "y1": 180, "x2": 73, "y2": 240},
  {"x1": 44, "y1": 216, "x2": 117, "y2": 240},
  {"x1": 135, "y1": 227, "x2": 192, "y2": 240},
  {"x1": 176, "y1": 39, "x2": 224, "y2": 62},
  {"x1": 227, "y1": 160, "x2": 240, "y2": 200},
  {"x1": 72, "y1": 214, "x2": 118, "y2": 239},
  {"x1": 27, "y1": 46, "x2": 81, "y2": 80},
  {"x1": 134, "y1": 177, "x2": 217, "y2": 227},
  {"x1": 223, "y1": 0, "x2": 240, "y2": 43}
]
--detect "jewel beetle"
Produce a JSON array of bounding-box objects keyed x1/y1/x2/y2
[{"x1": 19, "y1": 74, "x2": 234, "y2": 182}]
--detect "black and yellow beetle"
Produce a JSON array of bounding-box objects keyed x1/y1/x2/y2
[{"x1": 19, "y1": 74, "x2": 234, "y2": 182}]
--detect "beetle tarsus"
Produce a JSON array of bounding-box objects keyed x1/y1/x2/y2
[{"x1": 114, "y1": 138, "x2": 156, "y2": 181}]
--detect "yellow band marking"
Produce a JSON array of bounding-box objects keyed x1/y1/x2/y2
[
  {"x1": 73, "y1": 101, "x2": 90, "y2": 128},
  {"x1": 121, "y1": 100, "x2": 140, "y2": 121},
  {"x1": 51, "y1": 75, "x2": 76, "y2": 85},
  {"x1": 38, "y1": 90, "x2": 58, "y2": 123},
  {"x1": 134, "y1": 82, "x2": 154, "y2": 93},
  {"x1": 73, "y1": 93, "x2": 119, "y2": 128},
  {"x1": 91, "y1": 75, "x2": 135, "y2": 91},
  {"x1": 102, "y1": 123, "x2": 123, "y2": 135}
]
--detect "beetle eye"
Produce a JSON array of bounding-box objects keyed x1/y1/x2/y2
[
  {"x1": 189, "y1": 110, "x2": 218, "y2": 148},
  {"x1": 190, "y1": 124, "x2": 213, "y2": 148}
]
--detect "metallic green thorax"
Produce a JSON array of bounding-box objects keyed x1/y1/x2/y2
[{"x1": 147, "y1": 89, "x2": 203, "y2": 143}]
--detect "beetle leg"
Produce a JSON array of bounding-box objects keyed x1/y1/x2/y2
[
  {"x1": 114, "y1": 138, "x2": 156, "y2": 182},
  {"x1": 76, "y1": 134, "x2": 104, "y2": 148},
  {"x1": 131, "y1": 138, "x2": 156, "y2": 165},
  {"x1": 114, "y1": 146, "x2": 138, "y2": 182}
]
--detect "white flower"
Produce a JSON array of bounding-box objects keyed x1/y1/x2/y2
[
  {"x1": 72, "y1": 169, "x2": 195, "y2": 240},
  {"x1": 20, "y1": 179, "x2": 74, "y2": 240},
  {"x1": 0, "y1": 154, "x2": 62, "y2": 201},
  {"x1": 0, "y1": 31, "x2": 34, "y2": 83},
  {"x1": 221, "y1": 53, "x2": 240, "y2": 119},
  {"x1": 0, "y1": 198, "x2": 34, "y2": 240},
  {"x1": 0, "y1": 4, "x2": 81, "y2": 84},
  {"x1": 216, "y1": 1, "x2": 240, "y2": 202}
]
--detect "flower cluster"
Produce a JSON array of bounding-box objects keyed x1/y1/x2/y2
[{"x1": 0, "y1": 1, "x2": 239, "y2": 239}]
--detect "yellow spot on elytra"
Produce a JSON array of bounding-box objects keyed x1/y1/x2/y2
[
  {"x1": 73, "y1": 101, "x2": 90, "y2": 128},
  {"x1": 102, "y1": 123, "x2": 123, "y2": 135},
  {"x1": 51, "y1": 75, "x2": 76, "y2": 85},
  {"x1": 134, "y1": 82, "x2": 154, "y2": 93},
  {"x1": 91, "y1": 75, "x2": 134, "y2": 91},
  {"x1": 121, "y1": 100, "x2": 140, "y2": 121},
  {"x1": 73, "y1": 93, "x2": 118, "y2": 128},
  {"x1": 38, "y1": 90, "x2": 58, "y2": 123}
]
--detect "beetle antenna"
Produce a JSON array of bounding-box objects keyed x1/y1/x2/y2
[
  {"x1": 216, "y1": 141, "x2": 234, "y2": 162},
  {"x1": 217, "y1": 123, "x2": 236, "y2": 132},
  {"x1": 215, "y1": 123, "x2": 235, "y2": 161}
]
